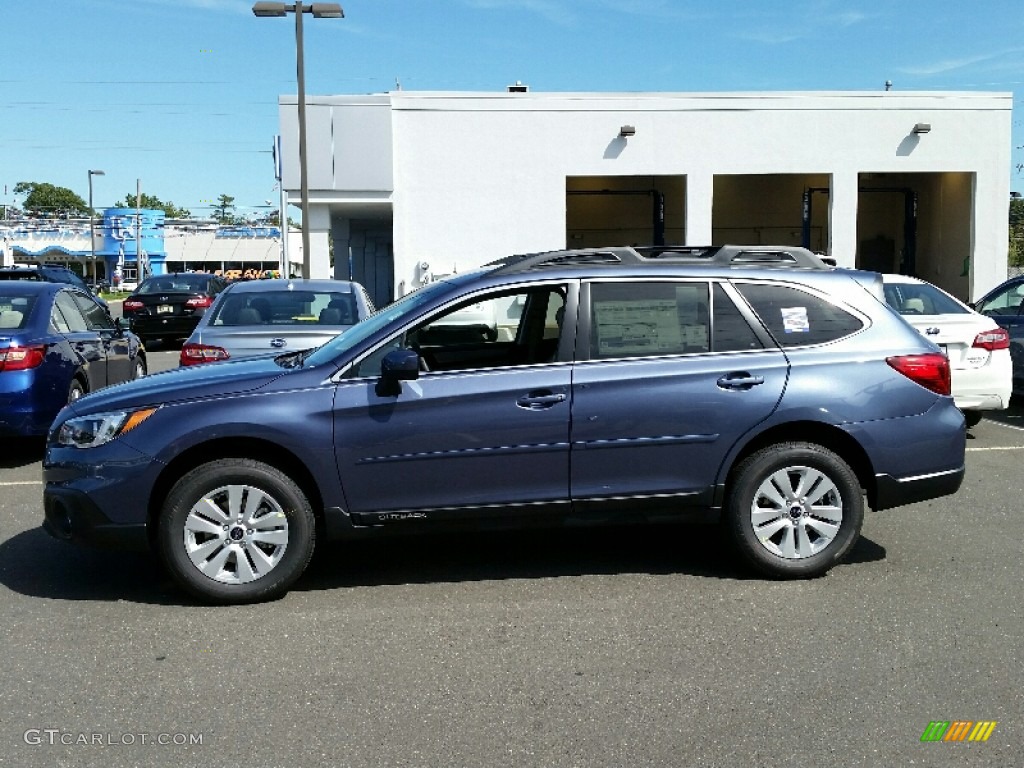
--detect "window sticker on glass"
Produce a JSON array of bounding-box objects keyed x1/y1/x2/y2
[
  {"x1": 594, "y1": 299, "x2": 684, "y2": 356},
  {"x1": 781, "y1": 306, "x2": 810, "y2": 333}
]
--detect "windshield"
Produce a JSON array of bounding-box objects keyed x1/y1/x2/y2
[
  {"x1": 138, "y1": 275, "x2": 214, "y2": 294},
  {"x1": 211, "y1": 288, "x2": 356, "y2": 326},
  {"x1": 303, "y1": 280, "x2": 456, "y2": 368}
]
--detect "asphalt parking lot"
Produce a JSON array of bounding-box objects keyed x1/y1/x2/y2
[{"x1": 0, "y1": 345, "x2": 1021, "y2": 767}]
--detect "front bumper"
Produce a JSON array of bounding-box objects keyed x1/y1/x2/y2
[
  {"x1": 43, "y1": 487, "x2": 149, "y2": 550},
  {"x1": 43, "y1": 438, "x2": 161, "y2": 550}
]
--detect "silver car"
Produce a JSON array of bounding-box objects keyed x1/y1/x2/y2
[{"x1": 179, "y1": 278, "x2": 374, "y2": 365}]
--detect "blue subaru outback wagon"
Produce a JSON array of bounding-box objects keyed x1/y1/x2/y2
[{"x1": 43, "y1": 246, "x2": 966, "y2": 603}]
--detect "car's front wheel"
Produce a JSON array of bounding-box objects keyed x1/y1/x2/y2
[
  {"x1": 726, "y1": 442, "x2": 863, "y2": 578},
  {"x1": 157, "y1": 459, "x2": 316, "y2": 604}
]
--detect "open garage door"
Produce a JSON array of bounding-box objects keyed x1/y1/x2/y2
[
  {"x1": 566, "y1": 176, "x2": 684, "y2": 248},
  {"x1": 713, "y1": 174, "x2": 830, "y2": 251},
  {"x1": 857, "y1": 172, "x2": 972, "y2": 300}
]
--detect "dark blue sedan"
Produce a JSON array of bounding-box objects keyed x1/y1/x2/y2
[{"x1": 0, "y1": 282, "x2": 146, "y2": 437}]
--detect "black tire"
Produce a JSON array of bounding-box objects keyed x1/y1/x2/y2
[
  {"x1": 157, "y1": 459, "x2": 316, "y2": 604},
  {"x1": 726, "y1": 442, "x2": 863, "y2": 578},
  {"x1": 132, "y1": 355, "x2": 147, "y2": 380},
  {"x1": 67, "y1": 378, "x2": 86, "y2": 404},
  {"x1": 962, "y1": 410, "x2": 983, "y2": 428}
]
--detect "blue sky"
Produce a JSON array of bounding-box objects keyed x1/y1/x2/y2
[{"x1": 3, "y1": 0, "x2": 1022, "y2": 219}]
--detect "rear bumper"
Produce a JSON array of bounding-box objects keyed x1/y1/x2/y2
[
  {"x1": 951, "y1": 352, "x2": 1012, "y2": 411},
  {"x1": 873, "y1": 465, "x2": 965, "y2": 511},
  {"x1": 0, "y1": 378, "x2": 59, "y2": 436},
  {"x1": 128, "y1": 315, "x2": 201, "y2": 338}
]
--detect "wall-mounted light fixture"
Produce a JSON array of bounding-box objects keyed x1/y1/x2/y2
[
  {"x1": 619, "y1": 125, "x2": 636, "y2": 138},
  {"x1": 912, "y1": 123, "x2": 931, "y2": 134}
]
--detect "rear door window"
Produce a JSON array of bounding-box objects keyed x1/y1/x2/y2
[
  {"x1": 53, "y1": 291, "x2": 90, "y2": 333},
  {"x1": 70, "y1": 291, "x2": 115, "y2": 331},
  {"x1": 588, "y1": 281, "x2": 710, "y2": 359},
  {"x1": 712, "y1": 284, "x2": 765, "y2": 352}
]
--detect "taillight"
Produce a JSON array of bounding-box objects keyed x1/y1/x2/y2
[
  {"x1": 973, "y1": 327, "x2": 1009, "y2": 351},
  {"x1": 886, "y1": 352, "x2": 952, "y2": 396},
  {"x1": 0, "y1": 344, "x2": 47, "y2": 372},
  {"x1": 185, "y1": 296, "x2": 213, "y2": 309},
  {"x1": 180, "y1": 342, "x2": 229, "y2": 366},
  {"x1": 123, "y1": 299, "x2": 143, "y2": 311}
]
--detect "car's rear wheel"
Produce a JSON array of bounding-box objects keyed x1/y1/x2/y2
[
  {"x1": 157, "y1": 459, "x2": 316, "y2": 604},
  {"x1": 132, "y1": 356, "x2": 147, "y2": 380},
  {"x1": 726, "y1": 442, "x2": 863, "y2": 578}
]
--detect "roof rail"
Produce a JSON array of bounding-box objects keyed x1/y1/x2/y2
[{"x1": 486, "y1": 245, "x2": 831, "y2": 274}]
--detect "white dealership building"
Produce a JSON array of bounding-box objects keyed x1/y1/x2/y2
[{"x1": 278, "y1": 88, "x2": 1013, "y2": 307}]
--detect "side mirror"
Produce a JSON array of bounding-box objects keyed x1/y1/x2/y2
[{"x1": 376, "y1": 348, "x2": 420, "y2": 396}]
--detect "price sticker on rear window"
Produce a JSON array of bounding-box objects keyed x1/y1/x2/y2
[{"x1": 781, "y1": 306, "x2": 810, "y2": 334}]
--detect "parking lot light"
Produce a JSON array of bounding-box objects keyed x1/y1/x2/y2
[
  {"x1": 252, "y1": 1, "x2": 344, "y2": 280},
  {"x1": 87, "y1": 169, "x2": 105, "y2": 291}
]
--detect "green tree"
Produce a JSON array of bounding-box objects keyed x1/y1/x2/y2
[
  {"x1": 212, "y1": 193, "x2": 236, "y2": 224},
  {"x1": 1010, "y1": 197, "x2": 1024, "y2": 267},
  {"x1": 266, "y1": 210, "x2": 300, "y2": 230},
  {"x1": 113, "y1": 192, "x2": 191, "y2": 218},
  {"x1": 14, "y1": 181, "x2": 88, "y2": 217}
]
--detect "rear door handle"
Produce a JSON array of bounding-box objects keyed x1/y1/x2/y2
[
  {"x1": 516, "y1": 391, "x2": 567, "y2": 409},
  {"x1": 717, "y1": 372, "x2": 765, "y2": 390}
]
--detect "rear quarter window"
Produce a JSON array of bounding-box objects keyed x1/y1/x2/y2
[{"x1": 736, "y1": 283, "x2": 863, "y2": 347}]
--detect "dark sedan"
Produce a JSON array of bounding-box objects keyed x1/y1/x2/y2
[
  {"x1": 0, "y1": 282, "x2": 146, "y2": 437},
  {"x1": 0, "y1": 265, "x2": 109, "y2": 312},
  {"x1": 122, "y1": 273, "x2": 227, "y2": 345},
  {"x1": 974, "y1": 275, "x2": 1024, "y2": 394}
]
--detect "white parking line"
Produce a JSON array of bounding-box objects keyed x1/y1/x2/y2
[
  {"x1": 0, "y1": 481, "x2": 43, "y2": 486},
  {"x1": 987, "y1": 419, "x2": 1024, "y2": 433},
  {"x1": 966, "y1": 446, "x2": 1024, "y2": 452}
]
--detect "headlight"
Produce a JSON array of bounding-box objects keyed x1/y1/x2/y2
[{"x1": 54, "y1": 408, "x2": 157, "y2": 449}]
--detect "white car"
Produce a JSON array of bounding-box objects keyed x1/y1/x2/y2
[{"x1": 883, "y1": 274, "x2": 1011, "y2": 426}]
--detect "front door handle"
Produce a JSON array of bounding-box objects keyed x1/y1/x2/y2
[
  {"x1": 516, "y1": 391, "x2": 567, "y2": 409},
  {"x1": 717, "y1": 372, "x2": 765, "y2": 390}
]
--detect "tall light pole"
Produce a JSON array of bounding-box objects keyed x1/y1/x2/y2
[
  {"x1": 253, "y1": 1, "x2": 343, "y2": 279},
  {"x1": 87, "y1": 169, "x2": 105, "y2": 289}
]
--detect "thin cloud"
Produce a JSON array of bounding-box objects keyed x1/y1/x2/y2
[
  {"x1": 734, "y1": 30, "x2": 804, "y2": 44},
  {"x1": 734, "y1": 2, "x2": 872, "y2": 44},
  {"x1": 899, "y1": 48, "x2": 1024, "y2": 76},
  {"x1": 461, "y1": 0, "x2": 575, "y2": 26},
  {"x1": 125, "y1": 0, "x2": 252, "y2": 13}
]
